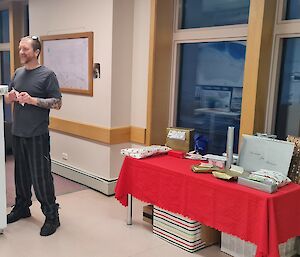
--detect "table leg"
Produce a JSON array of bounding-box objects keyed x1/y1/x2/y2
[
  {"x1": 0, "y1": 229, "x2": 3, "y2": 234},
  {"x1": 127, "y1": 194, "x2": 132, "y2": 225}
]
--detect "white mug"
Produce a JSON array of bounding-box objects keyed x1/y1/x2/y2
[{"x1": 0, "y1": 85, "x2": 8, "y2": 95}]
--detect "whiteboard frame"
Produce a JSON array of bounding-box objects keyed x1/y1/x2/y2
[{"x1": 40, "y1": 32, "x2": 94, "y2": 96}]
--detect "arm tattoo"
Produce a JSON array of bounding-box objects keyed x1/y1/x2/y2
[{"x1": 36, "y1": 98, "x2": 62, "y2": 110}]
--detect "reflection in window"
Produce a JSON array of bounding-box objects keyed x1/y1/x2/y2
[
  {"x1": 176, "y1": 41, "x2": 246, "y2": 154},
  {"x1": 180, "y1": 0, "x2": 250, "y2": 29},
  {"x1": 285, "y1": 0, "x2": 300, "y2": 20},
  {"x1": 0, "y1": 9, "x2": 9, "y2": 43},
  {"x1": 275, "y1": 38, "x2": 300, "y2": 139}
]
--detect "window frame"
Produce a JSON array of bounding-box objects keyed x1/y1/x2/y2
[{"x1": 265, "y1": 0, "x2": 300, "y2": 135}]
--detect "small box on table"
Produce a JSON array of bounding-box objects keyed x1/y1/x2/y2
[
  {"x1": 153, "y1": 206, "x2": 220, "y2": 253},
  {"x1": 166, "y1": 127, "x2": 194, "y2": 153}
]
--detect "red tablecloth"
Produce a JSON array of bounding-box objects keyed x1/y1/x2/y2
[{"x1": 115, "y1": 155, "x2": 300, "y2": 257}]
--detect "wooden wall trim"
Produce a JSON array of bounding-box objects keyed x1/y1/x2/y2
[
  {"x1": 49, "y1": 117, "x2": 145, "y2": 145},
  {"x1": 110, "y1": 127, "x2": 131, "y2": 144},
  {"x1": 145, "y1": 0, "x2": 157, "y2": 146},
  {"x1": 146, "y1": 0, "x2": 173, "y2": 146},
  {"x1": 240, "y1": 0, "x2": 276, "y2": 138},
  {"x1": 130, "y1": 126, "x2": 146, "y2": 144}
]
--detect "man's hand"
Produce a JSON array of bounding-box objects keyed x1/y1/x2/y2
[
  {"x1": 5, "y1": 90, "x2": 18, "y2": 103},
  {"x1": 17, "y1": 92, "x2": 37, "y2": 105}
]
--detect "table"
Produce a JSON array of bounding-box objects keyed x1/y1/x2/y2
[
  {"x1": 115, "y1": 155, "x2": 300, "y2": 257},
  {"x1": 0, "y1": 86, "x2": 8, "y2": 233}
]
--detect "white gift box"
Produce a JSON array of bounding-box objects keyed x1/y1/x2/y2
[{"x1": 221, "y1": 232, "x2": 297, "y2": 257}]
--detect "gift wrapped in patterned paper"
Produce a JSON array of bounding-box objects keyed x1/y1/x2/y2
[
  {"x1": 120, "y1": 145, "x2": 171, "y2": 159},
  {"x1": 287, "y1": 135, "x2": 300, "y2": 184},
  {"x1": 248, "y1": 169, "x2": 291, "y2": 188}
]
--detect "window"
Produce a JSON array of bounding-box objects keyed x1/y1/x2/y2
[
  {"x1": 266, "y1": 1, "x2": 300, "y2": 139},
  {"x1": 0, "y1": 51, "x2": 10, "y2": 83},
  {"x1": 176, "y1": 41, "x2": 246, "y2": 154},
  {"x1": 285, "y1": 0, "x2": 300, "y2": 20},
  {"x1": 275, "y1": 38, "x2": 300, "y2": 139},
  {"x1": 0, "y1": 9, "x2": 9, "y2": 43},
  {"x1": 0, "y1": 9, "x2": 11, "y2": 122},
  {"x1": 24, "y1": 4, "x2": 29, "y2": 36},
  {"x1": 180, "y1": 0, "x2": 250, "y2": 29},
  {"x1": 0, "y1": 51, "x2": 11, "y2": 122},
  {"x1": 172, "y1": 0, "x2": 248, "y2": 154}
]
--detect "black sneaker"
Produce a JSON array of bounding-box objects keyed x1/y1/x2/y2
[
  {"x1": 7, "y1": 207, "x2": 31, "y2": 224},
  {"x1": 40, "y1": 217, "x2": 60, "y2": 236}
]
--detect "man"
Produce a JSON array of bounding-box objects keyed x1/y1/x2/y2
[{"x1": 5, "y1": 36, "x2": 62, "y2": 236}]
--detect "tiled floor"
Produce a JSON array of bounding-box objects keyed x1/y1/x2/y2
[{"x1": 1, "y1": 189, "x2": 228, "y2": 257}]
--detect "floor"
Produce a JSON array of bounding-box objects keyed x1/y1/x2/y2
[
  {"x1": 5, "y1": 155, "x2": 87, "y2": 207},
  {"x1": 1, "y1": 189, "x2": 228, "y2": 257}
]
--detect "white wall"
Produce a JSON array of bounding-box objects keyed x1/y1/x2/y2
[
  {"x1": 109, "y1": 0, "x2": 150, "y2": 179},
  {"x1": 30, "y1": 0, "x2": 113, "y2": 127},
  {"x1": 131, "y1": 0, "x2": 150, "y2": 128},
  {"x1": 29, "y1": 0, "x2": 114, "y2": 180},
  {"x1": 29, "y1": 0, "x2": 150, "y2": 183},
  {"x1": 50, "y1": 132, "x2": 111, "y2": 178},
  {"x1": 111, "y1": 0, "x2": 134, "y2": 127}
]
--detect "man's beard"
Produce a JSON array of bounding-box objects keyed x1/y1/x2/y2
[{"x1": 20, "y1": 56, "x2": 33, "y2": 65}]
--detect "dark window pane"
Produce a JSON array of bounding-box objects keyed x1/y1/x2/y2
[
  {"x1": 0, "y1": 9, "x2": 9, "y2": 43},
  {"x1": 275, "y1": 38, "x2": 300, "y2": 139},
  {"x1": 1, "y1": 51, "x2": 12, "y2": 122},
  {"x1": 176, "y1": 41, "x2": 246, "y2": 154},
  {"x1": 181, "y1": 0, "x2": 250, "y2": 29},
  {"x1": 24, "y1": 4, "x2": 29, "y2": 36},
  {"x1": 1, "y1": 51, "x2": 10, "y2": 84},
  {"x1": 285, "y1": 0, "x2": 300, "y2": 20}
]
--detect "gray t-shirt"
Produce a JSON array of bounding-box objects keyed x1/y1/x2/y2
[{"x1": 8, "y1": 65, "x2": 61, "y2": 137}]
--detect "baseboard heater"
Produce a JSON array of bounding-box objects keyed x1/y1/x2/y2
[{"x1": 51, "y1": 160, "x2": 117, "y2": 196}]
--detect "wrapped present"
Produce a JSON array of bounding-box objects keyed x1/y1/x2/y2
[
  {"x1": 221, "y1": 232, "x2": 297, "y2": 257},
  {"x1": 166, "y1": 127, "x2": 194, "y2": 153},
  {"x1": 153, "y1": 206, "x2": 220, "y2": 253},
  {"x1": 120, "y1": 145, "x2": 170, "y2": 159},
  {"x1": 287, "y1": 135, "x2": 300, "y2": 184}
]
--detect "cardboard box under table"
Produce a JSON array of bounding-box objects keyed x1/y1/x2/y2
[
  {"x1": 143, "y1": 205, "x2": 153, "y2": 225},
  {"x1": 153, "y1": 206, "x2": 220, "y2": 252}
]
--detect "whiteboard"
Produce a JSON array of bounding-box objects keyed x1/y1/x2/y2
[
  {"x1": 41, "y1": 32, "x2": 93, "y2": 96},
  {"x1": 238, "y1": 135, "x2": 294, "y2": 176}
]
